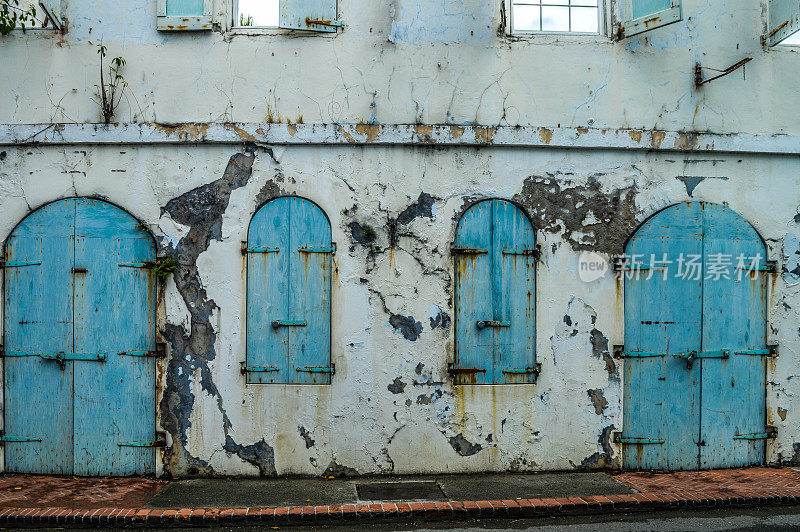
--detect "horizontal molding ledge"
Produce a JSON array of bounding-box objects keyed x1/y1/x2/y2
[{"x1": 0, "y1": 123, "x2": 798, "y2": 155}]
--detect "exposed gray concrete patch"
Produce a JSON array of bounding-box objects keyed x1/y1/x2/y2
[
  {"x1": 389, "y1": 314, "x2": 423, "y2": 341},
  {"x1": 387, "y1": 377, "x2": 407, "y2": 394},
  {"x1": 417, "y1": 389, "x2": 443, "y2": 405},
  {"x1": 223, "y1": 436, "x2": 277, "y2": 477},
  {"x1": 783, "y1": 234, "x2": 800, "y2": 285},
  {"x1": 323, "y1": 460, "x2": 359, "y2": 478},
  {"x1": 676, "y1": 175, "x2": 728, "y2": 197},
  {"x1": 396, "y1": 192, "x2": 437, "y2": 225},
  {"x1": 428, "y1": 305, "x2": 452, "y2": 329},
  {"x1": 513, "y1": 173, "x2": 638, "y2": 255},
  {"x1": 448, "y1": 433, "x2": 483, "y2": 456},
  {"x1": 587, "y1": 389, "x2": 608, "y2": 415},
  {"x1": 158, "y1": 149, "x2": 282, "y2": 476},
  {"x1": 298, "y1": 426, "x2": 316, "y2": 449},
  {"x1": 590, "y1": 328, "x2": 618, "y2": 378},
  {"x1": 578, "y1": 425, "x2": 616, "y2": 470},
  {"x1": 349, "y1": 221, "x2": 377, "y2": 245}
]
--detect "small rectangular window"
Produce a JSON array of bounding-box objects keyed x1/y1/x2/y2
[
  {"x1": 768, "y1": 0, "x2": 800, "y2": 46},
  {"x1": 511, "y1": 0, "x2": 602, "y2": 34},
  {"x1": 235, "y1": 0, "x2": 279, "y2": 27},
  {"x1": 234, "y1": 0, "x2": 340, "y2": 32},
  {"x1": 783, "y1": 31, "x2": 800, "y2": 46}
]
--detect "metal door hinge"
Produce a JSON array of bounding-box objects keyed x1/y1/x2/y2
[
  {"x1": 502, "y1": 246, "x2": 541, "y2": 260},
  {"x1": 2, "y1": 350, "x2": 106, "y2": 370},
  {"x1": 476, "y1": 320, "x2": 510, "y2": 329},
  {"x1": 502, "y1": 364, "x2": 541, "y2": 377},
  {"x1": 305, "y1": 17, "x2": 342, "y2": 27},
  {"x1": 118, "y1": 431, "x2": 166, "y2": 448},
  {"x1": 734, "y1": 426, "x2": 777, "y2": 440},
  {"x1": 119, "y1": 343, "x2": 166, "y2": 358},
  {"x1": 0, "y1": 430, "x2": 41, "y2": 444},
  {"x1": 242, "y1": 242, "x2": 279, "y2": 255},
  {"x1": 0, "y1": 260, "x2": 41, "y2": 268},
  {"x1": 298, "y1": 243, "x2": 336, "y2": 255},
  {"x1": 447, "y1": 363, "x2": 487, "y2": 376},
  {"x1": 613, "y1": 432, "x2": 664, "y2": 445},
  {"x1": 736, "y1": 345, "x2": 778, "y2": 358},
  {"x1": 240, "y1": 362, "x2": 279, "y2": 375},
  {"x1": 451, "y1": 247, "x2": 488, "y2": 255},
  {"x1": 296, "y1": 365, "x2": 335, "y2": 374}
]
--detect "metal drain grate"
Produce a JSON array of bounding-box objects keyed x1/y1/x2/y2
[{"x1": 356, "y1": 481, "x2": 446, "y2": 501}]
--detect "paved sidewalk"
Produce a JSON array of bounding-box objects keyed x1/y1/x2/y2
[{"x1": 1, "y1": 467, "x2": 800, "y2": 527}]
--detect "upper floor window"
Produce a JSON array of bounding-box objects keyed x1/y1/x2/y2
[
  {"x1": 511, "y1": 0, "x2": 602, "y2": 34},
  {"x1": 782, "y1": 31, "x2": 800, "y2": 46},
  {"x1": 235, "y1": 0, "x2": 278, "y2": 27}
]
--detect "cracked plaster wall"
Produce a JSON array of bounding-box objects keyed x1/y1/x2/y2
[
  {"x1": 1, "y1": 0, "x2": 799, "y2": 135},
  {"x1": 1, "y1": 143, "x2": 799, "y2": 476}
]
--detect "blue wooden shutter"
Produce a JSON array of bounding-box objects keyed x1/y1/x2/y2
[
  {"x1": 246, "y1": 197, "x2": 332, "y2": 384},
  {"x1": 453, "y1": 202, "x2": 493, "y2": 384},
  {"x1": 615, "y1": 0, "x2": 682, "y2": 39},
  {"x1": 280, "y1": 0, "x2": 340, "y2": 32},
  {"x1": 493, "y1": 201, "x2": 537, "y2": 384},
  {"x1": 246, "y1": 198, "x2": 291, "y2": 383},
  {"x1": 157, "y1": 0, "x2": 212, "y2": 30},
  {"x1": 699, "y1": 203, "x2": 768, "y2": 469},
  {"x1": 623, "y1": 202, "x2": 702, "y2": 470},
  {"x1": 3, "y1": 199, "x2": 75, "y2": 474},
  {"x1": 454, "y1": 200, "x2": 536, "y2": 385},
  {"x1": 288, "y1": 198, "x2": 333, "y2": 384},
  {"x1": 72, "y1": 199, "x2": 156, "y2": 476},
  {"x1": 768, "y1": 0, "x2": 800, "y2": 46}
]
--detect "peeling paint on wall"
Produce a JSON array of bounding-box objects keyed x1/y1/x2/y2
[{"x1": 513, "y1": 173, "x2": 638, "y2": 255}]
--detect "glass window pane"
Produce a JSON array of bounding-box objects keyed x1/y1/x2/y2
[
  {"x1": 513, "y1": 5, "x2": 541, "y2": 31},
  {"x1": 570, "y1": 6, "x2": 598, "y2": 32},
  {"x1": 237, "y1": 0, "x2": 279, "y2": 27},
  {"x1": 541, "y1": 5, "x2": 569, "y2": 31},
  {"x1": 543, "y1": 0, "x2": 569, "y2": 5},
  {"x1": 783, "y1": 30, "x2": 800, "y2": 45},
  {"x1": 572, "y1": 0, "x2": 598, "y2": 6}
]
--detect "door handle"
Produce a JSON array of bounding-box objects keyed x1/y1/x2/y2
[{"x1": 271, "y1": 320, "x2": 308, "y2": 329}]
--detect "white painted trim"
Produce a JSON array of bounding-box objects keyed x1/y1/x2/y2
[{"x1": 0, "y1": 123, "x2": 798, "y2": 155}]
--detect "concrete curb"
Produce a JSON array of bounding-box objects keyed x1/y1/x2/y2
[{"x1": 4, "y1": 488, "x2": 800, "y2": 527}]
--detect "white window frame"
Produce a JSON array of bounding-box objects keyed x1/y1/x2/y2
[
  {"x1": 505, "y1": 0, "x2": 608, "y2": 38},
  {"x1": 157, "y1": 0, "x2": 213, "y2": 31},
  {"x1": 612, "y1": 0, "x2": 682, "y2": 40},
  {"x1": 227, "y1": 0, "x2": 340, "y2": 34}
]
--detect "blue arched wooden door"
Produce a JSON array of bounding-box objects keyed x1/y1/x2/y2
[
  {"x1": 245, "y1": 197, "x2": 333, "y2": 384},
  {"x1": 3, "y1": 198, "x2": 157, "y2": 475},
  {"x1": 452, "y1": 199, "x2": 537, "y2": 384},
  {"x1": 621, "y1": 202, "x2": 769, "y2": 470}
]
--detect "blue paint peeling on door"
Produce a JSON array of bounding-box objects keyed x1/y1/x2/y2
[
  {"x1": 246, "y1": 197, "x2": 332, "y2": 385},
  {"x1": 623, "y1": 202, "x2": 768, "y2": 470},
  {"x1": 453, "y1": 199, "x2": 536, "y2": 385},
  {"x1": 4, "y1": 198, "x2": 157, "y2": 475}
]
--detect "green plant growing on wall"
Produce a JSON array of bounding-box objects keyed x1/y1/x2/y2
[
  {"x1": 239, "y1": 13, "x2": 253, "y2": 26},
  {"x1": 94, "y1": 44, "x2": 128, "y2": 124},
  {"x1": 153, "y1": 256, "x2": 178, "y2": 280},
  {"x1": 0, "y1": 0, "x2": 37, "y2": 35}
]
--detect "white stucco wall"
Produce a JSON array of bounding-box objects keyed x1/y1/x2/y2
[{"x1": 0, "y1": 0, "x2": 799, "y2": 476}]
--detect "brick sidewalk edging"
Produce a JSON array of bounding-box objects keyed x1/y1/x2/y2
[{"x1": 4, "y1": 488, "x2": 800, "y2": 527}]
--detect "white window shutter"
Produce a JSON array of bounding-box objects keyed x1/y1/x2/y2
[
  {"x1": 768, "y1": 0, "x2": 800, "y2": 46},
  {"x1": 38, "y1": 0, "x2": 64, "y2": 30},
  {"x1": 280, "y1": 0, "x2": 340, "y2": 32},
  {"x1": 157, "y1": 0, "x2": 213, "y2": 31},
  {"x1": 614, "y1": 0, "x2": 682, "y2": 40}
]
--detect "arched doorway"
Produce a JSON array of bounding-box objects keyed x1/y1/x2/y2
[
  {"x1": 620, "y1": 202, "x2": 770, "y2": 470},
  {"x1": 3, "y1": 198, "x2": 158, "y2": 475}
]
